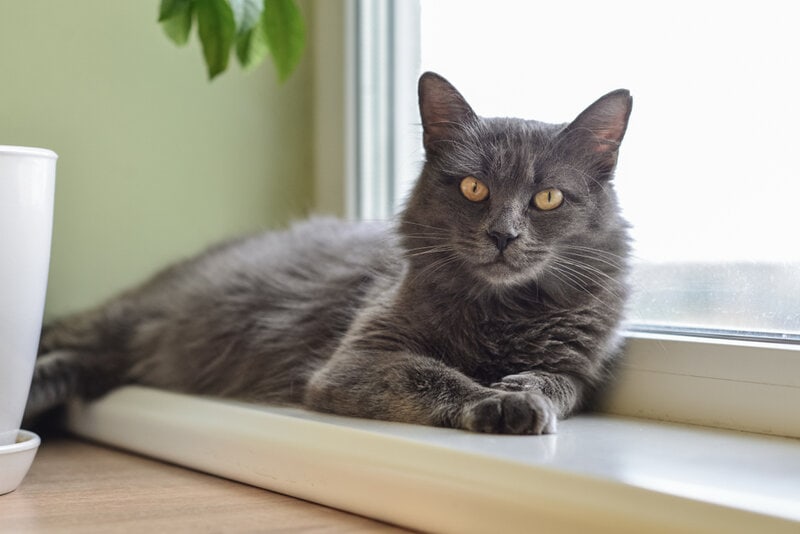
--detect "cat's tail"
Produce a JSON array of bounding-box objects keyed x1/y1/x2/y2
[
  {"x1": 24, "y1": 304, "x2": 136, "y2": 423},
  {"x1": 24, "y1": 349, "x2": 85, "y2": 421}
]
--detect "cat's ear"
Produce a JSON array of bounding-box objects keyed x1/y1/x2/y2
[
  {"x1": 560, "y1": 89, "x2": 632, "y2": 176},
  {"x1": 418, "y1": 72, "x2": 478, "y2": 151}
]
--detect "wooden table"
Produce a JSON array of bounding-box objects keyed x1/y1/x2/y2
[{"x1": 2, "y1": 436, "x2": 410, "y2": 533}]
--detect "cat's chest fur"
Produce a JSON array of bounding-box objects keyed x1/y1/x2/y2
[{"x1": 376, "y1": 284, "x2": 573, "y2": 384}]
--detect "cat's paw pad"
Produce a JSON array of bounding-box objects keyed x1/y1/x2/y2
[{"x1": 462, "y1": 392, "x2": 557, "y2": 435}]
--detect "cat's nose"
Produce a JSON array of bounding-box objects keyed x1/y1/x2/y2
[{"x1": 487, "y1": 230, "x2": 518, "y2": 253}]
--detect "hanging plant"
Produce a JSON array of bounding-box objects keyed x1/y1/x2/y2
[{"x1": 158, "y1": 0, "x2": 305, "y2": 81}]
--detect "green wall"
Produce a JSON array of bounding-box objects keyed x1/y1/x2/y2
[{"x1": 0, "y1": 1, "x2": 314, "y2": 318}]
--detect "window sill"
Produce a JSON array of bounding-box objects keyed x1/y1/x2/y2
[
  {"x1": 602, "y1": 332, "x2": 800, "y2": 438},
  {"x1": 66, "y1": 386, "x2": 799, "y2": 533}
]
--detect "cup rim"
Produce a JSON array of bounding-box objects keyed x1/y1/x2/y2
[{"x1": 0, "y1": 146, "x2": 58, "y2": 160}]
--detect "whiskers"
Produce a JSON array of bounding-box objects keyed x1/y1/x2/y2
[
  {"x1": 559, "y1": 244, "x2": 627, "y2": 269},
  {"x1": 547, "y1": 244, "x2": 628, "y2": 303},
  {"x1": 408, "y1": 248, "x2": 465, "y2": 287},
  {"x1": 391, "y1": 220, "x2": 465, "y2": 284}
]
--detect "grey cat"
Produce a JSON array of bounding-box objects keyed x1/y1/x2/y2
[{"x1": 26, "y1": 72, "x2": 632, "y2": 434}]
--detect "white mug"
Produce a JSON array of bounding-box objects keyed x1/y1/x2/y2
[{"x1": 0, "y1": 146, "x2": 57, "y2": 446}]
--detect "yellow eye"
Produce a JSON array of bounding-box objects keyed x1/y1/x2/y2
[
  {"x1": 460, "y1": 176, "x2": 489, "y2": 202},
  {"x1": 533, "y1": 188, "x2": 564, "y2": 211}
]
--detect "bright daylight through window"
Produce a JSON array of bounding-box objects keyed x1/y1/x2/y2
[{"x1": 411, "y1": 0, "x2": 800, "y2": 341}]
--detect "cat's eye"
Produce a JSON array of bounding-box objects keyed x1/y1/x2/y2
[
  {"x1": 533, "y1": 188, "x2": 564, "y2": 211},
  {"x1": 460, "y1": 176, "x2": 489, "y2": 202}
]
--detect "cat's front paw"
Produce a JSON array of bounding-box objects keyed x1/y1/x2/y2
[
  {"x1": 491, "y1": 374, "x2": 531, "y2": 391},
  {"x1": 490, "y1": 371, "x2": 548, "y2": 392},
  {"x1": 461, "y1": 391, "x2": 557, "y2": 435}
]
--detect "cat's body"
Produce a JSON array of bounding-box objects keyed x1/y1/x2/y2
[{"x1": 27, "y1": 73, "x2": 633, "y2": 434}]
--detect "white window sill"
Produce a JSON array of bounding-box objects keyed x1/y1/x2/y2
[
  {"x1": 66, "y1": 386, "x2": 799, "y2": 533},
  {"x1": 601, "y1": 332, "x2": 800, "y2": 439}
]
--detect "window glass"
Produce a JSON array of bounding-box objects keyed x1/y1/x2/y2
[{"x1": 414, "y1": 0, "x2": 800, "y2": 340}]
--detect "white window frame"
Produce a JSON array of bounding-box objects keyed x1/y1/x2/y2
[
  {"x1": 313, "y1": 0, "x2": 800, "y2": 439},
  {"x1": 312, "y1": 0, "x2": 419, "y2": 220}
]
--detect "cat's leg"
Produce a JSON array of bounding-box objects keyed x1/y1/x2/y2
[
  {"x1": 305, "y1": 351, "x2": 557, "y2": 434},
  {"x1": 490, "y1": 371, "x2": 586, "y2": 418}
]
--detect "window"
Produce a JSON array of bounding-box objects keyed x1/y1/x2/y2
[
  {"x1": 339, "y1": 0, "x2": 800, "y2": 437},
  {"x1": 377, "y1": 0, "x2": 800, "y2": 342}
]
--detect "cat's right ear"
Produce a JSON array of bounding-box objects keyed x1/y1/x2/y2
[
  {"x1": 418, "y1": 72, "x2": 478, "y2": 152},
  {"x1": 559, "y1": 89, "x2": 633, "y2": 177}
]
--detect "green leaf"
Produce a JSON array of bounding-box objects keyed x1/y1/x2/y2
[
  {"x1": 236, "y1": 18, "x2": 270, "y2": 71},
  {"x1": 195, "y1": 0, "x2": 236, "y2": 79},
  {"x1": 159, "y1": 0, "x2": 194, "y2": 46},
  {"x1": 229, "y1": 0, "x2": 263, "y2": 35},
  {"x1": 261, "y1": 0, "x2": 305, "y2": 81},
  {"x1": 159, "y1": 0, "x2": 189, "y2": 20}
]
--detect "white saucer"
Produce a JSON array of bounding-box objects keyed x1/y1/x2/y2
[{"x1": 0, "y1": 430, "x2": 40, "y2": 495}]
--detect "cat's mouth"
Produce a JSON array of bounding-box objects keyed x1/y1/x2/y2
[
  {"x1": 471, "y1": 247, "x2": 551, "y2": 287},
  {"x1": 474, "y1": 252, "x2": 526, "y2": 282}
]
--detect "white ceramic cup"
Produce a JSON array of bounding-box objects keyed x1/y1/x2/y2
[{"x1": 0, "y1": 146, "x2": 57, "y2": 446}]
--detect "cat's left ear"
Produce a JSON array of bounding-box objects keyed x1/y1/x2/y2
[{"x1": 559, "y1": 89, "x2": 633, "y2": 176}]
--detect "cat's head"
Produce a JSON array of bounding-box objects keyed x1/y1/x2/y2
[{"x1": 400, "y1": 72, "x2": 632, "y2": 295}]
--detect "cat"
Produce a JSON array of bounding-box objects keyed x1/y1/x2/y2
[{"x1": 26, "y1": 72, "x2": 632, "y2": 435}]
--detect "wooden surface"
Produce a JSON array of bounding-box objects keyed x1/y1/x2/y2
[{"x1": 1, "y1": 437, "x2": 410, "y2": 533}]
